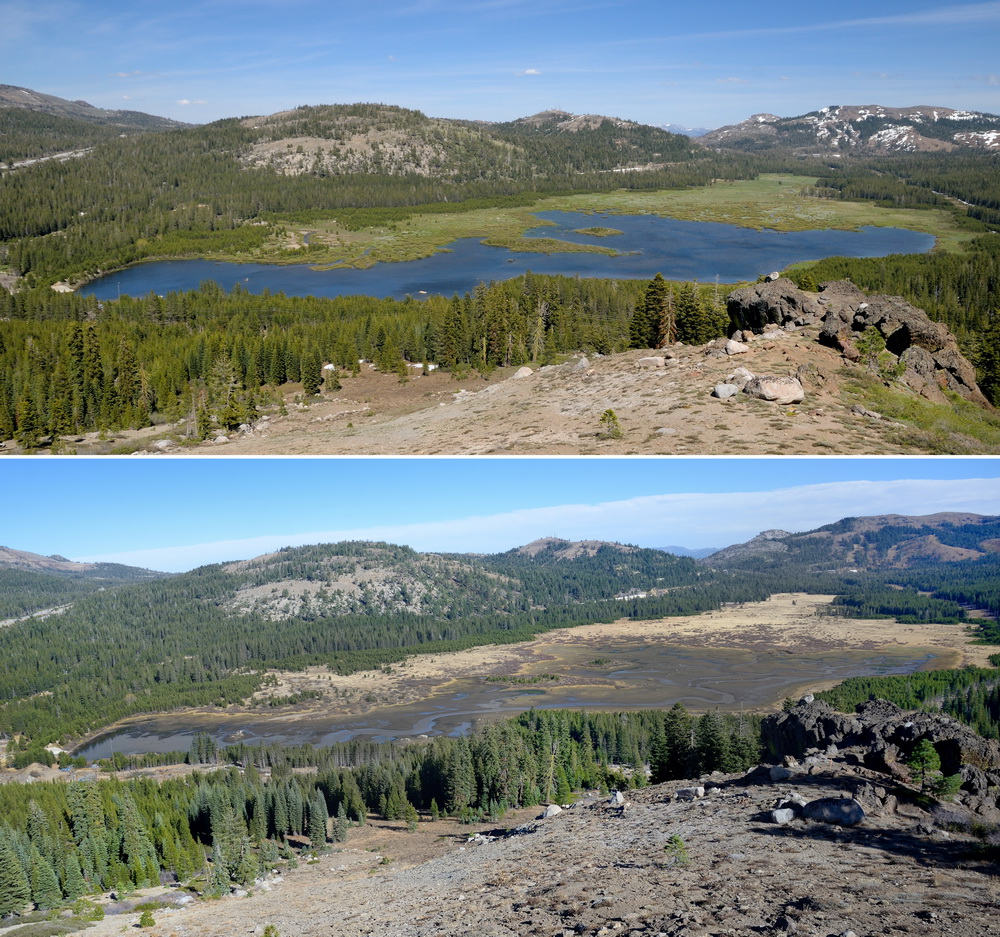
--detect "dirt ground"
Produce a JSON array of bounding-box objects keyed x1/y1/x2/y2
[
  {"x1": 20, "y1": 324, "x2": 928, "y2": 457},
  {"x1": 70, "y1": 766, "x2": 1000, "y2": 937}
]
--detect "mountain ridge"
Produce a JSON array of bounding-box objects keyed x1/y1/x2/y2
[
  {"x1": 701, "y1": 512, "x2": 1000, "y2": 570},
  {"x1": 701, "y1": 103, "x2": 1000, "y2": 153}
]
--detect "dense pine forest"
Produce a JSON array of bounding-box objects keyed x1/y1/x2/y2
[
  {"x1": 0, "y1": 705, "x2": 760, "y2": 916},
  {"x1": 0, "y1": 272, "x2": 732, "y2": 446}
]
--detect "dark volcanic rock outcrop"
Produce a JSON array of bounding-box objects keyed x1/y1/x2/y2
[
  {"x1": 727, "y1": 278, "x2": 989, "y2": 406},
  {"x1": 762, "y1": 698, "x2": 1000, "y2": 814},
  {"x1": 727, "y1": 278, "x2": 824, "y2": 333}
]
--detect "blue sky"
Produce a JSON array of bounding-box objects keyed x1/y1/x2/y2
[
  {"x1": 1, "y1": 457, "x2": 997, "y2": 571},
  {"x1": 3, "y1": 1, "x2": 998, "y2": 128}
]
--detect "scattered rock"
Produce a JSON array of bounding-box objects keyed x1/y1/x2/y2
[{"x1": 675, "y1": 786, "x2": 706, "y2": 801}]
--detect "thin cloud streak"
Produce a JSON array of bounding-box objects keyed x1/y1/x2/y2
[
  {"x1": 628, "y1": 2, "x2": 1000, "y2": 46},
  {"x1": 77, "y1": 478, "x2": 1000, "y2": 572}
]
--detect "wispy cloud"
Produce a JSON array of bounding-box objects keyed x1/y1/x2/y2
[
  {"x1": 77, "y1": 478, "x2": 1000, "y2": 572},
  {"x1": 176, "y1": 98, "x2": 208, "y2": 105},
  {"x1": 628, "y1": 2, "x2": 1000, "y2": 45},
  {"x1": 516, "y1": 68, "x2": 542, "y2": 76},
  {"x1": 717, "y1": 77, "x2": 750, "y2": 84}
]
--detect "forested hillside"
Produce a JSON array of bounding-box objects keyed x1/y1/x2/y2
[
  {"x1": 0, "y1": 103, "x2": 745, "y2": 288},
  {"x1": 0, "y1": 272, "x2": 731, "y2": 446},
  {"x1": 0, "y1": 536, "x2": 839, "y2": 743}
]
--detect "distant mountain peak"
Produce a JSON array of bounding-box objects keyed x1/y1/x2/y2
[
  {"x1": 700, "y1": 103, "x2": 1000, "y2": 153},
  {"x1": 0, "y1": 83, "x2": 188, "y2": 130},
  {"x1": 703, "y1": 513, "x2": 999, "y2": 570}
]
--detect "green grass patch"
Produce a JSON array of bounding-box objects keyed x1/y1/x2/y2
[
  {"x1": 480, "y1": 235, "x2": 619, "y2": 255},
  {"x1": 843, "y1": 371, "x2": 1000, "y2": 454},
  {"x1": 573, "y1": 226, "x2": 624, "y2": 237}
]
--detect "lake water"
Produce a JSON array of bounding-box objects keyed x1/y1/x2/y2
[{"x1": 80, "y1": 211, "x2": 934, "y2": 301}]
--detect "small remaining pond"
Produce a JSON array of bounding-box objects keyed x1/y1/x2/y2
[{"x1": 80, "y1": 212, "x2": 933, "y2": 301}]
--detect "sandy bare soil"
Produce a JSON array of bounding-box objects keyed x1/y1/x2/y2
[{"x1": 34, "y1": 325, "x2": 924, "y2": 457}]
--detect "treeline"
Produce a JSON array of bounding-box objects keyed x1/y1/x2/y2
[
  {"x1": 0, "y1": 273, "x2": 731, "y2": 446},
  {"x1": 824, "y1": 588, "x2": 967, "y2": 624},
  {"x1": 869, "y1": 557, "x2": 1000, "y2": 642},
  {"x1": 807, "y1": 152, "x2": 1000, "y2": 225}
]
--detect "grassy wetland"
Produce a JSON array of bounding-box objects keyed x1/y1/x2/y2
[{"x1": 254, "y1": 174, "x2": 972, "y2": 270}]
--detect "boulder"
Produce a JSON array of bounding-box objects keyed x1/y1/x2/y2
[
  {"x1": 609, "y1": 790, "x2": 625, "y2": 805},
  {"x1": 512, "y1": 366, "x2": 533, "y2": 379},
  {"x1": 712, "y1": 383, "x2": 739, "y2": 399},
  {"x1": 816, "y1": 281, "x2": 989, "y2": 406},
  {"x1": 726, "y1": 366, "x2": 755, "y2": 389},
  {"x1": 573, "y1": 357, "x2": 590, "y2": 371},
  {"x1": 802, "y1": 797, "x2": 865, "y2": 827},
  {"x1": 637, "y1": 356, "x2": 666, "y2": 369},
  {"x1": 675, "y1": 786, "x2": 706, "y2": 801},
  {"x1": 724, "y1": 339, "x2": 750, "y2": 356},
  {"x1": 771, "y1": 807, "x2": 797, "y2": 826},
  {"x1": 541, "y1": 804, "x2": 563, "y2": 819},
  {"x1": 743, "y1": 375, "x2": 804, "y2": 405}
]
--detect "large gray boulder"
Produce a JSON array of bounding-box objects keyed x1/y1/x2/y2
[
  {"x1": 802, "y1": 797, "x2": 865, "y2": 827},
  {"x1": 743, "y1": 375, "x2": 804, "y2": 405}
]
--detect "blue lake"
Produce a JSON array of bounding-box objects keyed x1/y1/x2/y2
[{"x1": 81, "y1": 211, "x2": 934, "y2": 301}]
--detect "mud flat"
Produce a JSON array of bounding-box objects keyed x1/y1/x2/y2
[{"x1": 77, "y1": 594, "x2": 984, "y2": 758}]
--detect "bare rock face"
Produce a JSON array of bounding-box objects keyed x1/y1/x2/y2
[
  {"x1": 727, "y1": 278, "x2": 989, "y2": 407},
  {"x1": 815, "y1": 280, "x2": 989, "y2": 406},
  {"x1": 762, "y1": 698, "x2": 1000, "y2": 792},
  {"x1": 727, "y1": 278, "x2": 824, "y2": 332}
]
